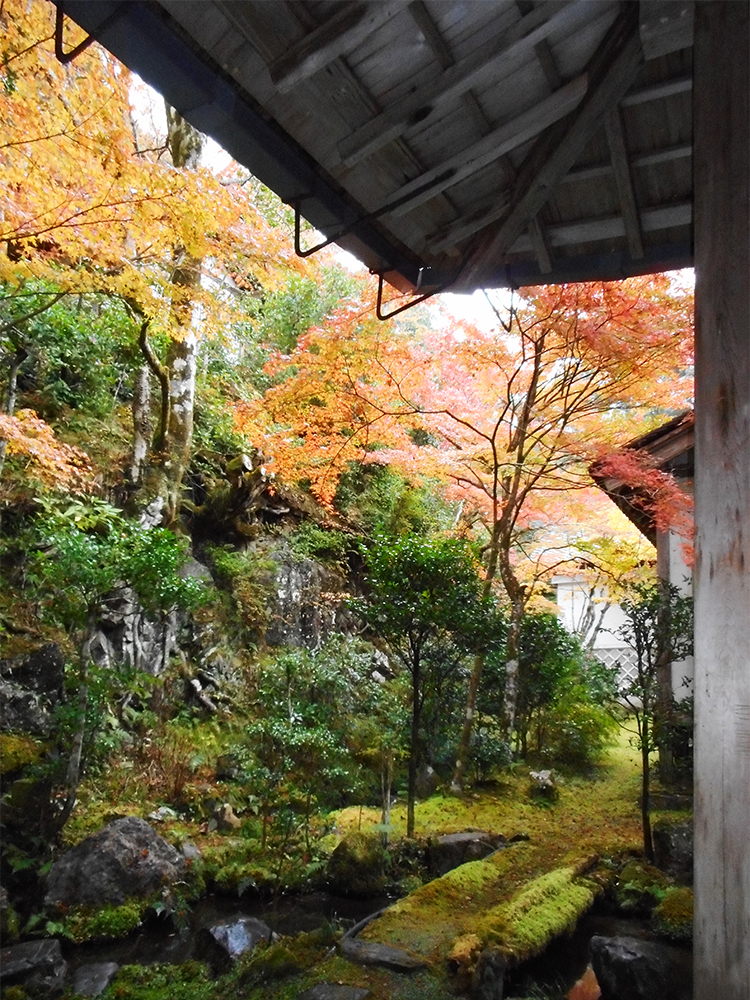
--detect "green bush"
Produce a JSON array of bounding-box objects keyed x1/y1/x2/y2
[{"x1": 288, "y1": 522, "x2": 352, "y2": 566}]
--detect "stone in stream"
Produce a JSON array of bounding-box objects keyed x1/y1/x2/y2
[
  {"x1": 198, "y1": 916, "x2": 274, "y2": 967},
  {"x1": 590, "y1": 934, "x2": 692, "y2": 1000},
  {"x1": 0, "y1": 939, "x2": 67, "y2": 995},
  {"x1": 71, "y1": 962, "x2": 120, "y2": 997},
  {"x1": 297, "y1": 986, "x2": 370, "y2": 1000},
  {"x1": 339, "y1": 938, "x2": 426, "y2": 972},
  {"x1": 44, "y1": 816, "x2": 186, "y2": 908}
]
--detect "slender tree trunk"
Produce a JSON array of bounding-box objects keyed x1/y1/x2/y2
[
  {"x1": 502, "y1": 614, "x2": 522, "y2": 745},
  {"x1": 451, "y1": 524, "x2": 502, "y2": 792},
  {"x1": 450, "y1": 651, "x2": 484, "y2": 793},
  {"x1": 641, "y1": 708, "x2": 654, "y2": 861},
  {"x1": 130, "y1": 363, "x2": 151, "y2": 486},
  {"x1": 56, "y1": 621, "x2": 96, "y2": 831},
  {"x1": 407, "y1": 653, "x2": 421, "y2": 838},
  {"x1": 380, "y1": 753, "x2": 393, "y2": 847},
  {"x1": 499, "y1": 552, "x2": 527, "y2": 746}
]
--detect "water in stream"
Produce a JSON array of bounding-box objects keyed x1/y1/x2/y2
[{"x1": 61, "y1": 891, "x2": 392, "y2": 974}]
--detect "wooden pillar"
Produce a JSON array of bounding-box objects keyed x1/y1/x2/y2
[{"x1": 693, "y1": 2, "x2": 750, "y2": 996}]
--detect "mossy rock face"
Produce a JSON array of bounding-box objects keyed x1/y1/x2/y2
[
  {"x1": 0, "y1": 733, "x2": 46, "y2": 775},
  {"x1": 327, "y1": 832, "x2": 386, "y2": 897},
  {"x1": 652, "y1": 886, "x2": 693, "y2": 942}
]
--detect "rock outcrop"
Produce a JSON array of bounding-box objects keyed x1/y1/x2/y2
[{"x1": 45, "y1": 816, "x2": 186, "y2": 908}]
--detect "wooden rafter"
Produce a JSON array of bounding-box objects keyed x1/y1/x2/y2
[
  {"x1": 268, "y1": 0, "x2": 410, "y2": 93},
  {"x1": 621, "y1": 74, "x2": 692, "y2": 106},
  {"x1": 456, "y1": 4, "x2": 644, "y2": 289},
  {"x1": 605, "y1": 106, "x2": 644, "y2": 259},
  {"x1": 527, "y1": 214, "x2": 554, "y2": 273},
  {"x1": 507, "y1": 201, "x2": 691, "y2": 252},
  {"x1": 407, "y1": 0, "x2": 492, "y2": 135},
  {"x1": 383, "y1": 74, "x2": 588, "y2": 219},
  {"x1": 337, "y1": 0, "x2": 598, "y2": 167}
]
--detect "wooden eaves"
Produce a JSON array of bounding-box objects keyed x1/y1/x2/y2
[
  {"x1": 590, "y1": 409, "x2": 695, "y2": 546},
  {"x1": 57, "y1": 0, "x2": 695, "y2": 298}
]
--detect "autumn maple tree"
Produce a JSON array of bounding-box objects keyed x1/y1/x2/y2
[
  {"x1": 0, "y1": 0, "x2": 303, "y2": 521},
  {"x1": 250, "y1": 275, "x2": 693, "y2": 779}
]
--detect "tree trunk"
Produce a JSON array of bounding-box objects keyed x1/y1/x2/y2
[
  {"x1": 134, "y1": 108, "x2": 203, "y2": 527},
  {"x1": 56, "y1": 621, "x2": 96, "y2": 831},
  {"x1": 451, "y1": 523, "x2": 502, "y2": 792},
  {"x1": 130, "y1": 363, "x2": 151, "y2": 486},
  {"x1": 407, "y1": 652, "x2": 421, "y2": 838},
  {"x1": 641, "y1": 708, "x2": 654, "y2": 861},
  {"x1": 450, "y1": 651, "x2": 483, "y2": 793},
  {"x1": 499, "y1": 559, "x2": 527, "y2": 746}
]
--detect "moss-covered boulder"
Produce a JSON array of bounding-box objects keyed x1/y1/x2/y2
[
  {"x1": 652, "y1": 886, "x2": 693, "y2": 942},
  {"x1": 327, "y1": 832, "x2": 386, "y2": 897}
]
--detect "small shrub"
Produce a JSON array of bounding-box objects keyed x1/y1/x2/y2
[{"x1": 288, "y1": 522, "x2": 352, "y2": 566}]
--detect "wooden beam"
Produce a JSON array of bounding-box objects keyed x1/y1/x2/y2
[
  {"x1": 605, "y1": 106, "x2": 644, "y2": 259},
  {"x1": 640, "y1": 0, "x2": 694, "y2": 60},
  {"x1": 534, "y1": 38, "x2": 562, "y2": 91},
  {"x1": 528, "y1": 214, "x2": 554, "y2": 272},
  {"x1": 510, "y1": 201, "x2": 691, "y2": 250},
  {"x1": 456, "y1": 4, "x2": 644, "y2": 289},
  {"x1": 268, "y1": 0, "x2": 410, "y2": 93},
  {"x1": 430, "y1": 200, "x2": 690, "y2": 255},
  {"x1": 408, "y1": 0, "x2": 452, "y2": 68},
  {"x1": 693, "y1": 2, "x2": 750, "y2": 997},
  {"x1": 408, "y1": 0, "x2": 493, "y2": 135},
  {"x1": 383, "y1": 74, "x2": 588, "y2": 218},
  {"x1": 337, "y1": 0, "x2": 600, "y2": 167},
  {"x1": 560, "y1": 142, "x2": 691, "y2": 185},
  {"x1": 621, "y1": 73, "x2": 693, "y2": 106}
]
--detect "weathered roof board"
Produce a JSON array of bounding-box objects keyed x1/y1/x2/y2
[{"x1": 59, "y1": 0, "x2": 694, "y2": 295}]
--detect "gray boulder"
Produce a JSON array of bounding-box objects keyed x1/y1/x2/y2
[
  {"x1": 71, "y1": 963, "x2": 120, "y2": 997},
  {"x1": 472, "y1": 948, "x2": 507, "y2": 1000},
  {"x1": 415, "y1": 764, "x2": 440, "y2": 799},
  {"x1": 590, "y1": 934, "x2": 692, "y2": 1000},
  {"x1": 428, "y1": 831, "x2": 504, "y2": 877},
  {"x1": 0, "y1": 939, "x2": 67, "y2": 991},
  {"x1": 45, "y1": 816, "x2": 186, "y2": 908},
  {"x1": 327, "y1": 832, "x2": 386, "y2": 897}
]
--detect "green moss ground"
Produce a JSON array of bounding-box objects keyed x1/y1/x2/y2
[
  {"x1": 356, "y1": 732, "x2": 642, "y2": 969},
  {"x1": 6, "y1": 730, "x2": 647, "y2": 1000}
]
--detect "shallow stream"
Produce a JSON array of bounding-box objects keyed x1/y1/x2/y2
[{"x1": 60, "y1": 891, "x2": 392, "y2": 974}]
